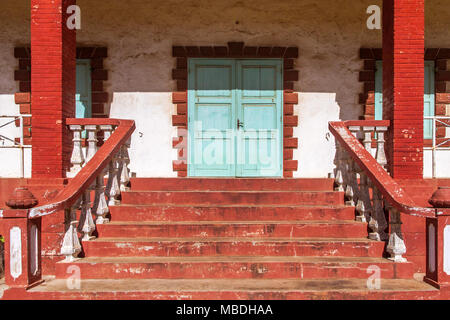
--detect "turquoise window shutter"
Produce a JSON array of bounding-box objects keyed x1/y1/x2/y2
[
  {"x1": 423, "y1": 61, "x2": 435, "y2": 139},
  {"x1": 374, "y1": 60, "x2": 383, "y2": 121},
  {"x1": 76, "y1": 59, "x2": 92, "y2": 119}
]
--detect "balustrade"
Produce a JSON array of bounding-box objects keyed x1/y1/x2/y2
[
  {"x1": 332, "y1": 122, "x2": 406, "y2": 261},
  {"x1": 59, "y1": 121, "x2": 133, "y2": 260}
]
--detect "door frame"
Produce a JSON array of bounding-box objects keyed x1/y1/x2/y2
[
  {"x1": 187, "y1": 58, "x2": 284, "y2": 178},
  {"x1": 171, "y1": 43, "x2": 300, "y2": 178}
]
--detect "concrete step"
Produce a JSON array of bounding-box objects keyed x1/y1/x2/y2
[
  {"x1": 129, "y1": 178, "x2": 334, "y2": 191},
  {"x1": 54, "y1": 256, "x2": 415, "y2": 280},
  {"x1": 96, "y1": 220, "x2": 368, "y2": 239},
  {"x1": 121, "y1": 191, "x2": 344, "y2": 206},
  {"x1": 108, "y1": 205, "x2": 356, "y2": 222},
  {"x1": 16, "y1": 278, "x2": 439, "y2": 300},
  {"x1": 82, "y1": 237, "x2": 385, "y2": 258}
]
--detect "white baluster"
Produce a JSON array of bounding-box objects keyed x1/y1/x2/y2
[
  {"x1": 353, "y1": 127, "x2": 373, "y2": 226},
  {"x1": 334, "y1": 145, "x2": 344, "y2": 192},
  {"x1": 362, "y1": 126, "x2": 374, "y2": 152},
  {"x1": 60, "y1": 205, "x2": 81, "y2": 262},
  {"x1": 386, "y1": 206, "x2": 407, "y2": 262},
  {"x1": 79, "y1": 189, "x2": 96, "y2": 241},
  {"x1": 344, "y1": 161, "x2": 355, "y2": 206},
  {"x1": 106, "y1": 152, "x2": 121, "y2": 206},
  {"x1": 85, "y1": 125, "x2": 98, "y2": 163},
  {"x1": 120, "y1": 139, "x2": 131, "y2": 192},
  {"x1": 101, "y1": 125, "x2": 114, "y2": 180},
  {"x1": 369, "y1": 186, "x2": 388, "y2": 241},
  {"x1": 345, "y1": 126, "x2": 362, "y2": 206},
  {"x1": 93, "y1": 174, "x2": 109, "y2": 224},
  {"x1": 355, "y1": 198, "x2": 367, "y2": 223},
  {"x1": 375, "y1": 126, "x2": 388, "y2": 170},
  {"x1": 100, "y1": 125, "x2": 113, "y2": 142},
  {"x1": 68, "y1": 125, "x2": 85, "y2": 177},
  {"x1": 356, "y1": 177, "x2": 371, "y2": 224}
]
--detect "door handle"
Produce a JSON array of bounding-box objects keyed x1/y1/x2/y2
[{"x1": 237, "y1": 119, "x2": 244, "y2": 130}]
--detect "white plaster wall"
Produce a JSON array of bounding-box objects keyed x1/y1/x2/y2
[
  {"x1": 0, "y1": 0, "x2": 449, "y2": 178},
  {"x1": 424, "y1": 150, "x2": 450, "y2": 178},
  {"x1": 0, "y1": 94, "x2": 32, "y2": 178},
  {"x1": 110, "y1": 92, "x2": 177, "y2": 177},
  {"x1": 295, "y1": 93, "x2": 340, "y2": 178},
  {"x1": 0, "y1": 0, "x2": 30, "y2": 178}
]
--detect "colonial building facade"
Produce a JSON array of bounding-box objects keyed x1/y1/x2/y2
[{"x1": 0, "y1": 0, "x2": 449, "y2": 300}]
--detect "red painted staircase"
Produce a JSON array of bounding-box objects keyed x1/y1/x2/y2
[{"x1": 19, "y1": 178, "x2": 438, "y2": 299}]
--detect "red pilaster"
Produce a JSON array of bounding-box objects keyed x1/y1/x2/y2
[
  {"x1": 31, "y1": 0, "x2": 76, "y2": 178},
  {"x1": 2, "y1": 211, "x2": 43, "y2": 289},
  {"x1": 382, "y1": 0, "x2": 425, "y2": 179}
]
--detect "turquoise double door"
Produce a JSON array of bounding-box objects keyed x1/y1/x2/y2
[{"x1": 188, "y1": 59, "x2": 283, "y2": 177}]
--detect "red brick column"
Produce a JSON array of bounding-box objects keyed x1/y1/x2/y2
[
  {"x1": 382, "y1": 0, "x2": 425, "y2": 179},
  {"x1": 31, "y1": 0, "x2": 76, "y2": 178}
]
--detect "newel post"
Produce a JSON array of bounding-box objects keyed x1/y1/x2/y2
[
  {"x1": 425, "y1": 189, "x2": 450, "y2": 290},
  {"x1": 424, "y1": 211, "x2": 450, "y2": 290},
  {"x1": 2, "y1": 188, "x2": 43, "y2": 289},
  {"x1": 386, "y1": 206, "x2": 407, "y2": 262}
]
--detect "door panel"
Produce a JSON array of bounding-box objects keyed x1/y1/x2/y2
[
  {"x1": 188, "y1": 59, "x2": 236, "y2": 177},
  {"x1": 237, "y1": 60, "x2": 283, "y2": 177},
  {"x1": 188, "y1": 59, "x2": 283, "y2": 177}
]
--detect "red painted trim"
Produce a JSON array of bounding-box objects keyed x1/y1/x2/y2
[
  {"x1": 1, "y1": 209, "x2": 29, "y2": 218},
  {"x1": 28, "y1": 118, "x2": 135, "y2": 218},
  {"x1": 329, "y1": 120, "x2": 436, "y2": 218},
  {"x1": 345, "y1": 120, "x2": 390, "y2": 127}
]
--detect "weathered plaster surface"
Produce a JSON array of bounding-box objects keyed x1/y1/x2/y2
[{"x1": 0, "y1": 0, "x2": 449, "y2": 177}]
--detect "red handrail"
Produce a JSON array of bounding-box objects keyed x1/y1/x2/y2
[
  {"x1": 29, "y1": 118, "x2": 135, "y2": 218},
  {"x1": 329, "y1": 120, "x2": 436, "y2": 218}
]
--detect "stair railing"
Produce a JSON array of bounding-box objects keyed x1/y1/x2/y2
[
  {"x1": 329, "y1": 120, "x2": 436, "y2": 263},
  {"x1": 1, "y1": 118, "x2": 134, "y2": 288},
  {"x1": 30, "y1": 118, "x2": 135, "y2": 262}
]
